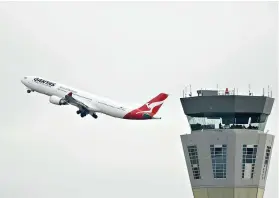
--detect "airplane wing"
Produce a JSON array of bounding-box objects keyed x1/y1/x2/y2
[
  {"x1": 64, "y1": 92, "x2": 98, "y2": 118},
  {"x1": 64, "y1": 92, "x2": 89, "y2": 110}
]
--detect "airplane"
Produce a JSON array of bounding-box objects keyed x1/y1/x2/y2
[{"x1": 21, "y1": 76, "x2": 168, "y2": 120}]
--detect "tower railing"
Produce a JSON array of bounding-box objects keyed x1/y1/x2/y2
[{"x1": 182, "y1": 86, "x2": 273, "y2": 98}]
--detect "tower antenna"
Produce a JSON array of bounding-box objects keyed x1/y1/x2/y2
[{"x1": 248, "y1": 84, "x2": 252, "y2": 96}]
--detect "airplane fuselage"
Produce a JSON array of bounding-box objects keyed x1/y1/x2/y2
[{"x1": 21, "y1": 76, "x2": 168, "y2": 120}]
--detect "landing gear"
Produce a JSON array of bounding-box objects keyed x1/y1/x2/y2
[
  {"x1": 77, "y1": 109, "x2": 87, "y2": 118},
  {"x1": 92, "y1": 113, "x2": 98, "y2": 119},
  {"x1": 27, "y1": 90, "x2": 31, "y2": 93},
  {"x1": 77, "y1": 108, "x2": 97, "y2": 119},
  {"x1": 80, "y1": 112, "x2": 86, "y2": 117}
]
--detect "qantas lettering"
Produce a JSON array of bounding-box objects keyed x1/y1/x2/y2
[{"x1": 34, "y1": 78, "x2": 56, "y2": 87}]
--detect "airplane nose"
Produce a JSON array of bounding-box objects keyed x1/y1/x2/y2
[{"x1": 21, "y1": 77, "x2": 27, "y2": 85}]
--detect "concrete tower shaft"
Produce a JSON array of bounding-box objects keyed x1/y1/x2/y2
[{"x1": 180, "y1": 89, "x2": 275, "y2": 198}]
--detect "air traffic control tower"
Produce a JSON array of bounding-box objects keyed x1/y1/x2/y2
[{"x1": 180, "y1": 88, "x2": 275, "y2": 198}]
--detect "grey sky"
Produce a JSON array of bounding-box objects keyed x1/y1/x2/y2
[{"x1": 0, "y1": 2, "x2": 277, "y2": 198}]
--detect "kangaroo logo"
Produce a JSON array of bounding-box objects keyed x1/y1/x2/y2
[{"x1": 136, "y1": 101, "x2": 164, "y2": 114}]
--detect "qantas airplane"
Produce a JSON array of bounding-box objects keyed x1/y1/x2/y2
[{"x1": 21, "y1": 76, "x2": 168, "y2": 120}]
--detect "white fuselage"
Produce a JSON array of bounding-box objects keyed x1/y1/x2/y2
[{"x1": 21, "y1": 76, "x2": 132, "y2": 119}]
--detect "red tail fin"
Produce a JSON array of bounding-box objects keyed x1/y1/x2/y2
[{"x1": 138, "y1": 93, "x2": 168, "y2": 115}]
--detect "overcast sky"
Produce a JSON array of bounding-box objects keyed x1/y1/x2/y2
[{"x1": 0, "y1": 1, "x2": 277, "y2": 198}]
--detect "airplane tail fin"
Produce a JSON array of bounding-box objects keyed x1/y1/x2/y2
[{"x1": 138, "y1": 93, "x2": 168, "y2": 115}]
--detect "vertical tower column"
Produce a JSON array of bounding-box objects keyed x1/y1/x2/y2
[{"x1": 180, "y1": 89, "x2": 275, "y2": 198}]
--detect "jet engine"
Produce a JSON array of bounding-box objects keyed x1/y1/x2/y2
[{"x1": 49, "y1": 95, "x2": 68, "y2": 105}]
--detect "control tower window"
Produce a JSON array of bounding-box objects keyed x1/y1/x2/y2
[
  {"x1": 187, "y1": 145, "x2": 201, "y2": 179},
  {"x1": 187, "y1": 116, "x2": 219, "y2": 131},
  {"x1": 210, "y1": 144, "x2": 227, "y2": 179},
  {"x1": 261, "y1": 146, "x2": 272, "y2": 180},
  {"x1": 241, "y1": 144, "x2": 258, "y2": 179},
  {"x1": 187, "y1": 113, "x2": 268, "y2": 131}
]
